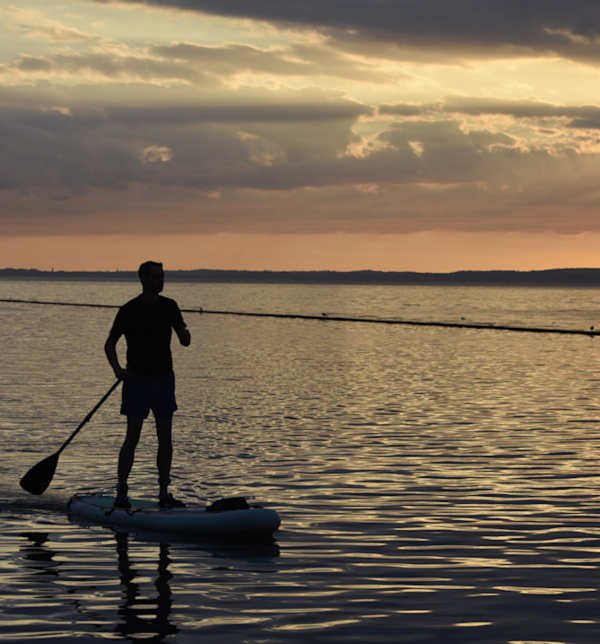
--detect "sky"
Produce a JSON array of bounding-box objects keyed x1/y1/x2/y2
[{"x1": 3, "y1": 1, "x2": 600, "y2": 271}]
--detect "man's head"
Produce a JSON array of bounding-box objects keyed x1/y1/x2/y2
[{"x1": 138, "y1": 261, "x2": 164, "y2": 294}]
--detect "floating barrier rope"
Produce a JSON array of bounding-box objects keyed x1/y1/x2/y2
[{"x1": 1, "y1": 297, "x2": 597, "y2": 337}]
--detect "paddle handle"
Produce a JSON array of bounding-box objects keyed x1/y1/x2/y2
[{"x1": 57, "y1": 379, "x2": 122, "y2": 456}]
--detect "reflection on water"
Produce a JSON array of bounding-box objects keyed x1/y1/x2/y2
[
  {"x1": 115, "y1": 533, "x2": 177, "y2": 642},
  {"x1": 3, "y1": 281, "x2": 600, "y2": 641},
  {"x1": 19, "y1": 533, "x2": 59, "y2": 578},
  {"x1": 2, "y1": 527, "x2": 280, "y2": 642}
]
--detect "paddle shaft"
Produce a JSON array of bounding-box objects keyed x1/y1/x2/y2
[
  {"x1": 56, "y1": 379, "x2": 122, "y2": 456},
  {"x1": 20, "y1": 378, "x2": 122, "y2": 495}
]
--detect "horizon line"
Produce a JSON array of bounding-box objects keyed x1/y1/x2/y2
[
  {"x1": 2, "y1": 267, "x2": 600, "y2": 287},
  {"x1": 2, "y1": 267, "x2": 600, "y2": 274}
]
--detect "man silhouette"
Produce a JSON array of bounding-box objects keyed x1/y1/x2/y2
[{"x1": 105, "y1": 261, "x2": 191, "y2": 509}]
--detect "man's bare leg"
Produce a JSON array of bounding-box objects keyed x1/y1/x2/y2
[
  {"x1": 155, "y1": 415, "x2": 173, "y2": 499},
  {"x1": 116, "y1": 416, "x2": 144, "y2": 503},
  {"x1": 155, "y1": 415, "x2": 185, "y2": 507}
]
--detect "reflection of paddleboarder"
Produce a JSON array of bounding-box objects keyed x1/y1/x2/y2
[
  {"x1": 104, "y1": 261, "x2": 191, "y2": 509},
  {"x1": 115, "y1": 533, "x2": 178, "y2": 641}
]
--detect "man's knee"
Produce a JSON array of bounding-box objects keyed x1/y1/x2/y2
[
  {"x1": 155, "y1": 415, "x2": 173, "y2": 440},
  {"x1": 125, "y1": 416, "x2": 144, "y2": 443}
]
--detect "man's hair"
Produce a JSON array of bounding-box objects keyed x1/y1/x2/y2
[{"x1": 138, "y1": 260, "x2": 163, "y2": 283}]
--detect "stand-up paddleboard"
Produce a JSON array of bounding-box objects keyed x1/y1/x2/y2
[{"x1": 68, "y1": 494, "x2": 280, "y2": 539}]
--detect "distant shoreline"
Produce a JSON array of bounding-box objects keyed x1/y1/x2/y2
[{"x1": 2, "y1": 267, "x2": 600, "y2": 286}]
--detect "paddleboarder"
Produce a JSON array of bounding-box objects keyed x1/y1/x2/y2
[{"x1": 104, "y1": 261, "x2": 191, "y2": 509}]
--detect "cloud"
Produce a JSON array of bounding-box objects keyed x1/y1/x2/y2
[
  {"x1": 140, "y1": 145, "x2": 173, "y2": 163},
  {"x1": 13, "y1": 55, "x2": 53, "y2": 73},
  {"x1": 103, "y1": 100, "x2": 369, "y2": 124},
  {"x1": 14, "y1": 22, "x2": 99, "y2": 43},
  {"x1": 379, "y1": 103, "x2": 430, "y2": 117},
  {"x1": 1, "y1": 7, "x2": 99, "y2": 43},
  {"x1": 380, "y1": 96, "x2": 600, "y2": 132},
  {"x1": 3, "y1": 81, "x2": 600, "y2": 240},
  {"x1": 5, "y1": 1, "x2": 600, "y2": 243},
  {"x1": 153, "y1": 42, "x2": 389, "y2": 82},
  {"x1": 445, "y1": 98, "x2": 600, "y2": 133},
  {"x1": 91, "y1": 0, "x2": 600, "y2": 65},
  {"x1": 441, "y1": 96, "x2": 600, "y2": 120},
  {"x1": 0, "y1": 51, "x2": 206, "y2": 84},
  {"x1": 569, "y1": 119, "x2": 600, "y2": 129},
  {"x1": 0, "y1": 40, "x2": 394, "y2": 87},
  {"x1": 0, "y1": 84, "x2": 370, "y2": 197}
]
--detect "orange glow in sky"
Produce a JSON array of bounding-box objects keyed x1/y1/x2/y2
[{"x1": 3, "y1": 231, "x2": 600, "y2": 272}]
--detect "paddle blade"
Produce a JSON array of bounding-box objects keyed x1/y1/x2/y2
[{"x1": 20, "y1": 452, "x2": 59, "y2": 495}]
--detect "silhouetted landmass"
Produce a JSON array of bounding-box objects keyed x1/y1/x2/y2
[{"x1": 2, "y1": 267, "x2": 600, "y2": 286}]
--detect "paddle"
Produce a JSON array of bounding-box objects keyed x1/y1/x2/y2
[{"x1": 20, "y1": 379, "x2": 122, "y2": 495}]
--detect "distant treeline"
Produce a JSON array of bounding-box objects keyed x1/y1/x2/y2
[{"x1": 2, "y1": 267, "x2": 600, "y2": 286}]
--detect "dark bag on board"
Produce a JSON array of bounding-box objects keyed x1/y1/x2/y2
[{"x1": 207, "y1": 496, "x2": 250, "y2": 512}]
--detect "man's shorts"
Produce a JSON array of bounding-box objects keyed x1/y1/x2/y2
[{"x1": 121, "y1": 372, "x2": 177, "y2": 419}]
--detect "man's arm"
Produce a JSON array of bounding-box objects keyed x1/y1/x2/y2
[
  {"x1": 171, "y1": 300, "x2": 191, "y2": 346},
  {"x1": 175, "y1": 326, "x2": 191, "y2": 347},
  {"x1": 104, "y1": 334, "x2": 128, "y2": 379}
]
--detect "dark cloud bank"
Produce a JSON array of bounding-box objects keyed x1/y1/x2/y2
[{"x1": 94, "y1": 0, "x2": 600, "y2": 64}]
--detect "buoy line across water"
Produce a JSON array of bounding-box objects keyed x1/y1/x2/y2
[{"x1": 0, "y1": 298, "x2": 598, "y2": 337}]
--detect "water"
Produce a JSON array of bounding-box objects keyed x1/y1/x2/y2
[{"x1": 2, "y1": 279, "x2": 600, "y2": 642}]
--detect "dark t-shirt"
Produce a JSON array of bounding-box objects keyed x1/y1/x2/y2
[{"x1": 109, "y1": 295, "x2": 186, "y2": 376}]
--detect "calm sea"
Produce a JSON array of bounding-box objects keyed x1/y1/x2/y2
[{"x1": 2, "y1": 279, "x2": 600, "y2": 643}]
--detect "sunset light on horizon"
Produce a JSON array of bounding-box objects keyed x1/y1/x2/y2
[{"x1": 3, "y1": 1, "x2": 600, "y2": 271}]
